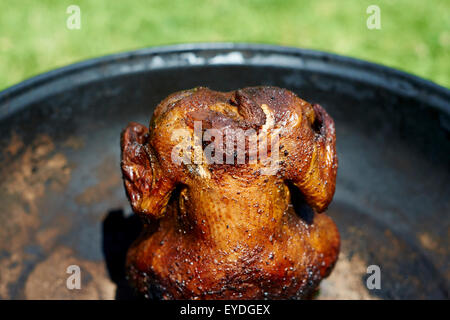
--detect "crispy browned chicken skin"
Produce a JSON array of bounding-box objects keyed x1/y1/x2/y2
[{"x1": 121, "y1": 86, "x2": 339, "y2": 299}]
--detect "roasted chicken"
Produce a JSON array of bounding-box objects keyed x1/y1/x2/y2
[{"x1": 120, "y1": 86, "x2": 339, "y2": 299}]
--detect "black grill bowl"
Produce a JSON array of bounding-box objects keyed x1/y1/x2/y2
[{"x1": 0, "y1": 43, "x2": 448, "y2": 299}]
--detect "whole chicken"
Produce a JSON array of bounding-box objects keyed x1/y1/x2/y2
[{"x1": 120, "y1": 86, "x2": 339, "y2": 299}]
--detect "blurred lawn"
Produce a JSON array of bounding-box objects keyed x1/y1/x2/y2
[{"x1": 0, "y1": 0, "x2": 449, "y2": 90}]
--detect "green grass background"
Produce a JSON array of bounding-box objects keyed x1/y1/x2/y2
[{"x1": 1, "y1": 0, "x2": 449, "y2": 90}]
